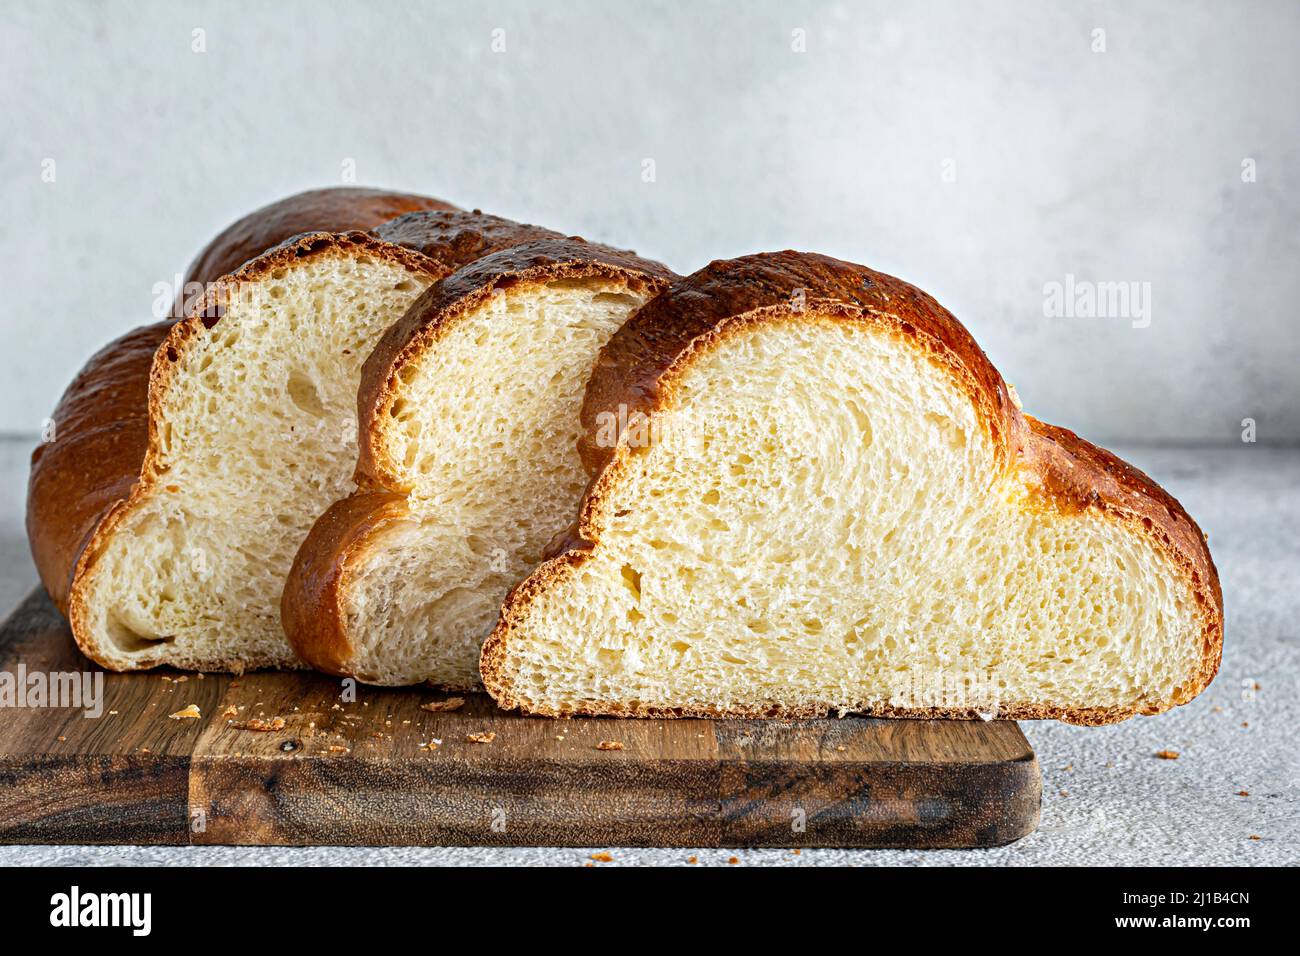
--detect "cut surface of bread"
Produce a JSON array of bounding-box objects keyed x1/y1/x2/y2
[
  {"x1": 481, "y1": 252, "x2": 1223, "y2": 724},
  {"x1": 31, "y1": 187, "x2": 447, "y2": 624},
  {"x1": 282, "y1": 239, "x2": 674, "y2": 687},
  {"x1": 65, "y1": 233, "x2": 443, "y2": 671}
]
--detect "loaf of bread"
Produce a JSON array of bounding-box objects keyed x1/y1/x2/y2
[
  {"x1": 28, "y1": 191, "x2": 562, "y2": 672},
  {"x1": 481, "y1": 252, "x2": 1223, "y2": 724},
  {"x1": 282, "y1": 239, "x2": 674, "y2": 687}
]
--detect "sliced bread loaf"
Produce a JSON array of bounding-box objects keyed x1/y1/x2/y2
[
  {"x1": 29, "y1": 198, "x2": 561, "y2": 672},
  {"x1": 282, "y1": 239, "x2": 675, "y2": 687},
  {"x1": 481, "y1": 252, "x2": 1223, "y2": 724}
]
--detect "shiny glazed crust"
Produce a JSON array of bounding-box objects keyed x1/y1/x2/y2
[
  {"x1": 184, "y1": 187, "x2": 453, "y2": 290},
  {"x1": 373, "y1": 208, "x2": 562, "y2": 274},
  {"x1": 480, "y1": 251, "x2": 1224, "y2": 724}
]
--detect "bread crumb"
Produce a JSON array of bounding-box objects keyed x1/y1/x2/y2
[
  {"x1": 1154, "y1": 750, "x2": 1180, "y2": 760},
  {"x1": 728, "y1": 856, "x2": 739, "y2": 865},
  {"x1": 687, "y1": 855, "x2": 698, "y2": 864},
  {"x1": 1236, "y1": 790, "x2": 1250, "y2": 797},
  {"x1": 1212, "y1": 705, "x2": 1223, "y2": 713},
  {"x1": 421, "y1": 697, "x2": 466, "y2": 713},
  {"x1": 233, "y1": 717, "x2": 286, "y2": 732},
  {"x1": 467, "y1": 731, "x2": 496, "y2": 744},
  {"x1": 596, "y1": 740, "x2": 625, "y2": 751},
  {"x1": 590, "y1": 852, "x2": 613, "y2": 862},
  {"x1": 57, "y1": 735, "x2": 66, "y2": 742},
  {"x1": 792, "y1": 848, "x2": 800, "y2": 855},
  {"x1": 174, "y1": 676, "x2": 188, "y2": 683},
  {"x1": 1248, "y1": 835, "x2": 1262, "y2": 841},
  {"x1": 168, "y1": 704, "x2": 201, "y2": 720},
  {"x1": 327, "y1": 744, "x2": 349, "y2": 754},
  {"x1": 221, "y1": 705, "x2": 238, "y2": 719},
  {"x1": 1241, "y1": 721, "x2": 1249, "y2": 728}
]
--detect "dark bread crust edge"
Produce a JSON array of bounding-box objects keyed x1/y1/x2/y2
[
  {"x1": 373, "y1": 209, "x2": 563, "y2": 275},
  {"x1": 480, "y1": 251, "x2": 1224, "y2": 725},
  {"x1": 282, "y1": 238, "x2": 675, "y2": 683},
  {"x1": 184, "y1": 186, "x2": 453, "y2": 290},
  {"x1": 46, "y1": 232, "x2": 443, "y2": 672}
]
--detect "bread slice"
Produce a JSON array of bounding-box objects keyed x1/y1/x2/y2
[
  {"x1": 282, "y1": 239, "x2": 675, "y2": 687},
  {"x1": 481, "y1": 252, "x2": 1223, "y2": 724},
  {"x1": 30, "y1": 186, "x2": 450, "y2": 625},
  {"x1": 29, "y1": 197, "x2": 562, "y2": 672}
]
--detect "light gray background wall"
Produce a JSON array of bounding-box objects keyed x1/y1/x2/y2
[{"x1": 2, "y1": 0, "x2": 1296, "y2": 443}]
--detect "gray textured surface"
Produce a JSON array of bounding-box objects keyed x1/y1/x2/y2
[
  {"x1": 2, "y1": 0, "x2": 1299, "y2": 442},
  {"x1": 0, "y1": 438, "x2": 1294, "y2": 866}
]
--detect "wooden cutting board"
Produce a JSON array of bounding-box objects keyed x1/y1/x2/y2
[{"x1": 0, "y1": 590, "x2": 1040, "y2": 848}]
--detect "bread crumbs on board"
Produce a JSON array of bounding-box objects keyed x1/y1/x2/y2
[
  {"x1": 232, "y1": 717, "x2": 286, "y2": 732},
  {"x1": 467, "y1": 731, "x2": 496, "y2": 744},
  {"x1": 421, "y1": 697, "x2": 465, "y2": 713},
  {"x1": 168, "y1": 704, "x2": 201, "y2": 720},
  {"x1": 1154, "y1": 750, "x2": 1180, "y2": 760},
  {"x1": 596, "y1": 740, "x2": 625, "y2": 751},
  {"x1": 590, "y1": 852, "x2": 613, "y2": 863}
]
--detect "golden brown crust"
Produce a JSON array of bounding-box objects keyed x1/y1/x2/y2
[
  {"x1": 372, "y1": 208, "x2": 563, "y2": 273},
  {"x1": 27, "y1": 322, "x2": 171, "y2": 616},
  {"x1": 41, "y1": 231, "x2": 443, "y2": 672},
  {"x1": 282, "y1": 238, "x2": 674, "y2": 684},
  {"x1": 184, "y1": 187, "x2": 453, "y2": 290},
  {"x1": 481, "y1": 251, "x2": 1224, "y2": 724},
  {"x1": 280, "y1": 490, "x2": 413, "y2": 680}
]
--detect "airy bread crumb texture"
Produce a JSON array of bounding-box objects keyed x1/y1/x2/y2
[
  {"x1": 77, "y1": 250, "x2": 433, "y2": 669},
  {"x1": 343, "y1": 281, "x2": 653, "y2": 686},
  {"x1": 495, "y1": 319, "x2": 1204, "y2": 718}
]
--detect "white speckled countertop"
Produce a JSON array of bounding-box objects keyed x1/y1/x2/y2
[{"x1": 0, "y1": 438, "x2": 1295, "y2": 866}]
